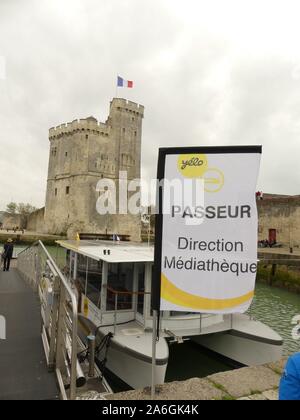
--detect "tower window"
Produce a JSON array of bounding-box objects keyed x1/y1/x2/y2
[
  {"x1": 122, "y1": 128, "x2": 126, "y2": 134},
  {"x1": 66, "y1": 186, "x2": 70, "y2": 195},
  {"x1": 86, "y1": 134, "x2": 89, "y2": 139},
  {"x1": 65, "y1": 152, "x2": 68, "y2": 157},
  {"x1": 134, "y1": 131, "x2": 137, "y2": 137},
  {"x1": 132, "y1": 117, "x2": 135, "y2": 122},
  {"x1": 55, "y1": 188, "x2": 57, "y2": 196}
]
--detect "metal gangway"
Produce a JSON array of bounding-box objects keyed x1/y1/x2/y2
[{"x1": 17, "y1": 241, "x2": 109, "y2": 400}]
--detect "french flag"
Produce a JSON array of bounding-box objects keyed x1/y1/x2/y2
[{"x1": 117, "y1": 76, "x2": 133, "y2": 88}]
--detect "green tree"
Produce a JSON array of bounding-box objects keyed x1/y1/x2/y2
[{"x1": 6, "y1": 202, "x2": 17, "y2": 214}]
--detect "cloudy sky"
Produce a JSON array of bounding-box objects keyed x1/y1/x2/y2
[{"x1": 0, "y1": 0, "x2": 300, "y2": 210}]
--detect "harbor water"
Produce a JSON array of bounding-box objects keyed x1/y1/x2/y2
[{"x1": 249, "y1": 283, "x2": 300, "y2": 356}]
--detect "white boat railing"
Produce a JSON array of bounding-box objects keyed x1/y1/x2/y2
[
  {"x1": 17, "y1": 241, "x2": 79, "y2": 400},
  {"x1": 107, "y1": 286, "x2": 151, "y2": 334}
]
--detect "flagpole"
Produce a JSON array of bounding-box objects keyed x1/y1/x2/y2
[{"x1": 115, "y1": 75, "x2": 118, "y2": 98}]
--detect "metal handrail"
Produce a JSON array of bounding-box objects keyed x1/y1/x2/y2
[
  {"x1": 107, "y1": 286, "x2": 150, "y2": 296},
  {"x1": 17, "y1": 240, "x2": 78, "y2": 400},
  {"x1": 16, "y1": 240, "x2": 39, "y2": 256}
]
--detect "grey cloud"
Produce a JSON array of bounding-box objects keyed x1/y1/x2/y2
[{"x1": 0, "y1": 0, "x2": 299, "y2": 210}]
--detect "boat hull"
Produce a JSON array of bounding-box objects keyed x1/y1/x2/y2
[
  {"x1": 193, "y1": 330, "x2": 283, "y2": 366},
  {"x1": 101, "y1": 342, "x2": 168, "y2": 390},
  {"x1": 79, "y1": 314, "x2": 283, "y2": 389}
]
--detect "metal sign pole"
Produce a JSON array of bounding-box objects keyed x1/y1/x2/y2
[
  {"x1": 151, "y1": 310, "x2": 157, "y2": 399},
  {"x1": 148, "y1": 218, "x2": 151, "y2": 247}
]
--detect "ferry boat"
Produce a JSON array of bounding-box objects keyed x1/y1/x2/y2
[{"x1": 57, "y1": 239, "x2": 283, "y2": 390}]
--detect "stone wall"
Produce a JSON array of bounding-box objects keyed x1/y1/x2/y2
[
  {"x1": 258, "y1": 196, "x2": 300, "y2": 248},
  {"x1": 0, "y1": 212, "x2": 23, "y2": 230},
  {"x1": 26, "y1": 207, "x2": 45, "y2": 232},
  {"x1": 103, "y1": 359, "x2": 286, "y2": 401}
]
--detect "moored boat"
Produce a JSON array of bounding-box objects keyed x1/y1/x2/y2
[{"x1": 57, "y1": 239, "x2": 283, "y2": 389}]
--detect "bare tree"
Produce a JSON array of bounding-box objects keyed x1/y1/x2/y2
[
  {"x1": 5, "y1": 202, "x2": 37, "y2": 228},
  {"x1": 17, "y1": 203, "x2": 37, "y2": 229},
  {"x1": 17, "y1": 203, "x2": 37, "y2": 216}
]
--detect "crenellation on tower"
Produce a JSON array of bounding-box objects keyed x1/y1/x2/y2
[
  {"x1": 44, "y1": 98, "x2": 144, "y2": 241},
  {"x1": 49, "y1": 117, "x2": 112, "y2": 140},
  {"x1": 110, "y1": 97, "x2": 144, "y2": 113}
]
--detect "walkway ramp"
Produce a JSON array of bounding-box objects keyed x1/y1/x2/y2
[{"x1": 0, "y1": 267, "x2": 59, "y2": 400}]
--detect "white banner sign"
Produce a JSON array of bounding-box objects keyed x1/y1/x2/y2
[{"x1": 153, "y1": 146, "x2": 262, "y2": 314}]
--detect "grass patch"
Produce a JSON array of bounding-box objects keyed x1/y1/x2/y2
[
  {"x1": 250, "y1": 390, "x2": 262, "y2": 396},
  {"x1": 221, "y1": 395, "x2": 236, "y2": 401},
  {"x1": 211, "y1": 382, "x2": 228, "y2": 393},
  {"x1": 271, "y1": 368, "x2": 282, "y2": 376},
  {"x1": 209, "y1": 380, "x2": 236, "y2": 400}
]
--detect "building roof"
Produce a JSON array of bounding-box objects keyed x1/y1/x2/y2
[{"x1": 57, "y1": 240, "x2": 154, "y2": 263}]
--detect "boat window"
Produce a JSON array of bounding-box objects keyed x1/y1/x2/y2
[
  {"x1": 86, "y1": 258, "x2": 103, "y2": 307},
  {"x1": 64, "y1": 250, "x2": 71, "y2": 278},
  {"x1": 107, "y1": 263, "x2": 134, "y2": 310},
  {"x1": 70, "y1": 251, "x2": 76, "y2": 279},
  {"x1": 137, "y1": 264, "x2": 145, "y2": 316},
  {"x1": 76, "y1": 254, "x2": 88, "y2": 293},
  {"x1": 76, "y1": 255, "x2": 103, "y2": 308}
]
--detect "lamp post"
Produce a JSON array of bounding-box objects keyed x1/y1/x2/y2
[
  {"x1": 144, "y1": 214, "x2": 151, "y2": 246},
  {"x1": 142, "y1": 211, "x2": 152, "y2": 247}
]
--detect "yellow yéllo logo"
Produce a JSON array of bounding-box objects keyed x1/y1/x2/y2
[
  {"x1": 178, "y1": 154, "x2": 208, "y2": 178},
  {"x1": 178, "y1": 154, "x2": 224, "y2": 193}
]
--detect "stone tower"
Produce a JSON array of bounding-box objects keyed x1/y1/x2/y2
[{"x1": 44, "y1": 98, "x2": 144, "y2": 241}]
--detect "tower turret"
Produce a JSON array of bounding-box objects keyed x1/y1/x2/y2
[{"x1": 109, "y1": 98, "x2": 144, "y2": 180}]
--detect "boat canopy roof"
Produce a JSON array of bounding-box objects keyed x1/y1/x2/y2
[{"x1": 56, "y1": 240, "x2": 154, "y2": 263}]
